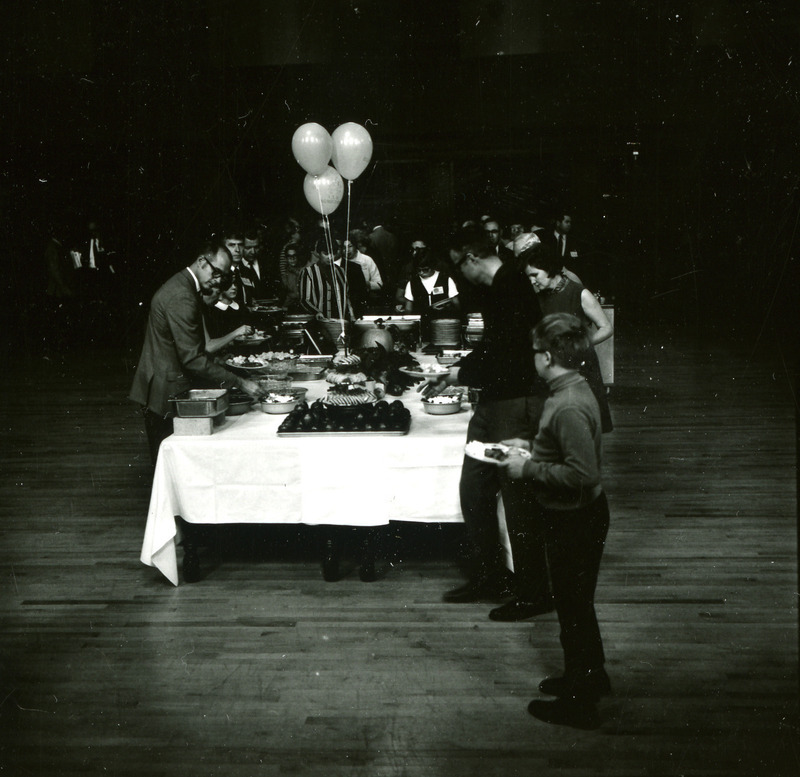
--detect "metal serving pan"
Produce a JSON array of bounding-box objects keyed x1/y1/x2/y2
[{"x1": 169, "y1": 389, "x2": 229, "y2": 417}]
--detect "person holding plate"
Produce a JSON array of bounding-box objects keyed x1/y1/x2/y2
[{"x1": 499, "y1": 312, "x2": 611, "y2": 730}]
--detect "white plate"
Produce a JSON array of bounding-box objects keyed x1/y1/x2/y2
[
  {"x1": 464, "y1": 441, "x2": 531, "y2": 466},
  {"x1": 399, "y1": 366, "x2": 451, "y2": 379}
]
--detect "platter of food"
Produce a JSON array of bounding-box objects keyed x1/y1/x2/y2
[
  {"x1": 399, "y1": 364, "x2": 451, "y2": 380},
  {"x1": 260, "y1": 387, "x2": 308, "y2": 414},
  {"x1": 464, "y1": 441, "x2": 531, "y2": 465},
  {"x1": 235, "y1": 330, "x2": 270, "y2": 345},
  {"x1": 277, "y1": 398, "x2": 411, "y2": 436},
  {"x1": 226, "y1": 351, "x2": 298, "y2": 373}
]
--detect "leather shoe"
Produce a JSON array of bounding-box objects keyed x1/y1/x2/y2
[
  {"x1": 443, "y1": 573, "x2": 513, "y2": 604},
  {"x1": 488, "y1": 598, "x2": 554, "y2": 621},
  {"x1": 528, "y1": 698, "x2": 600, "y2": 730},
  {"x1": 538, "y1": 669, "x2": 611, "y2": 701}
]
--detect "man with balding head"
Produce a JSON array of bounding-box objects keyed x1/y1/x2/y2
[{"x1": 130, "y1": 241, "x2": 261, "y2": 465}]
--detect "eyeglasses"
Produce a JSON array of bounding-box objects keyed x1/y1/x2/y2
[
  {"x1": 532, "y1": 348, "x2": 548, "y2": 355},
  {"x1": 204, "y1": 257, "x2": 228, "y2": 280}
]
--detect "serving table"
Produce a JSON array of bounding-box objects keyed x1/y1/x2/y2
[{"x1": 141, "y1": 382, "x2": 470, "y2": 585}]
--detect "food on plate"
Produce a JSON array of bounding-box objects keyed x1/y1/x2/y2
[
  {"x1": 464, "y1": 440, "x2": 531, "y2": 464},
  {"x1": 484, "y1": 447, "x2": 509, "y2": 462}
]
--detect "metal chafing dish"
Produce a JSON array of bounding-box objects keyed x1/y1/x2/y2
[{"x1": 169, "y1": 389, "x2": 229, "y2": 417}]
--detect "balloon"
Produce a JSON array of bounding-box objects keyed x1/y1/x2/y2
[
  {"x1": 292, "y1": 123, "x2": 333, "y2": 176},
  {"x1": 330, "y1": 122, "x2": 373, "y2": 181},
  {"x1": 303, "y1": 166, "x2": 344, "y2": 215}
]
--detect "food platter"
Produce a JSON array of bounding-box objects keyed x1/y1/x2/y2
[
  {"x1": 234, "y1": 334, "x2": 270, "y2": 345},
  {"x1": 276, "y1": 419, "x2": 410, "y2": 437},
  {"x1": 225, "y1": 357, "x2": 269, "y2": 371},
  {"x1": 464, "y1": 441, "x2": 531, "y2": 466},
  {"x1": 399, "y1": 365, "x2": 451, "y2": 380}
]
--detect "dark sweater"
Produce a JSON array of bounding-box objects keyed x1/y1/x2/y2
[
  {"x1": 456, "y1": 262, "x2": 545, "y2": 400},
  {"x1": 522, "y1": 370, "x2": 603, "y2": 510}
]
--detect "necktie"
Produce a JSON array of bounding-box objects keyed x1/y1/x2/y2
[{"x1": 559, "y1": 234, "x2": 565, "y2": 257}]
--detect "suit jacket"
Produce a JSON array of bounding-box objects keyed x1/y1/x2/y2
[
  {"x1": 239, "y1": 260, "x2": 280, "y2": 304},
  {"x1": 129, "y1": 269, "x2": 244, "y2": 416},
  {"x1": 553, "y1": 232, "x2": 587, "y2": 282}
]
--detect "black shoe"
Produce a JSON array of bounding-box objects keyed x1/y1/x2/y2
[
  {"x1": 443, "y1": 573, "x2": 513, "y2": 604},
  {"x1": 488, "y1": 598, "x2": 554, "y2": 621},
  {"x1": 527, "y1": 698, "x2": 600, "y2": 730},
  {"x1": 538, "y1": 669, "x2": 611, "y2": 701}
]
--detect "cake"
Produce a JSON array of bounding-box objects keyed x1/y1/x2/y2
[{"x1": 323, "y1": 353, "x2": 375, "y2": 407}]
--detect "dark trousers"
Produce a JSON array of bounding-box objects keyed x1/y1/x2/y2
[
  {"x1": 141, "y1": 407, "x2": 173, "y2": 467},
  {"x1": 544, "y1": 492, "x2": 610, "y2": 681},
  {"x1": 459, "y1": 395, "x2": 549, "y2": 601}
]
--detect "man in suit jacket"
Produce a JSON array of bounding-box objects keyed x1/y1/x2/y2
[
  {"x1": 552, "y1": 212, "x2": 590, "y2": 286},
  {"x1": 130, "y1": 241, "x2": 261, "y2": 465},
  {"x1": 70, "y1": 219, "x2": 117, "y2": 299},
  {"x1": 483, "y1": 219, "x2": 516, "y2": 265}
]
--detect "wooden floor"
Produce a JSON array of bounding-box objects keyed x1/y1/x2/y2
[{"x1": 0, "y1": 323, "x2": 797, "y2": 777}]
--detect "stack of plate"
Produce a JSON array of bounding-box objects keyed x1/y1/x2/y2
[
  {"x1": 430, "y1": 318, "x2": 462, "y2": 347},
  {"x1": 463, "y1": 314, "x2": 485, "y2": 345}
]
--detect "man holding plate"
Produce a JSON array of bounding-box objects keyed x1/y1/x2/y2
[{"x1": 421, "y1": 228, "x2": 552, "y2": 622}]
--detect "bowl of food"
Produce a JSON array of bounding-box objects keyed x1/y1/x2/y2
[
  {"x1": 259, "y1": 387, "x2": 308, "y2": 414},
  {"x1": 421, "y1": 392, "x2": 463, "y2": 415},
  {"x1": 226, "y1": 390, "x2": 256, "y2": 415}
]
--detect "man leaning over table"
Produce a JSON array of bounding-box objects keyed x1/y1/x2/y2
[
  {"x1": 420, "y1": 227, "x2": 553, "y2": 622},
  {"x1": 129, "y1": 240, "x2": 261, "y2": 467}
]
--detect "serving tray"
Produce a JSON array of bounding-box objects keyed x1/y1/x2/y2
[{"x1": 277, "y1": 417, "x2": 410, "y2": 437}]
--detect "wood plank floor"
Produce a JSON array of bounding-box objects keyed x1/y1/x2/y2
[{"x1": 0, "y1": 324, "x2": 797, "y2": 777}]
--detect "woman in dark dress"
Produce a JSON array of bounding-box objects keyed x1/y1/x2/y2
[{"x1": 519, "y1": 239, "x2": 614, "y2": 432}]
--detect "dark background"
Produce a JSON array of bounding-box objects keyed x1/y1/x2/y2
[{"x1": 3, "y1": 0, "x2": 799, "y2": 351}]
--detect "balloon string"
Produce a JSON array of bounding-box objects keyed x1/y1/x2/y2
[
  {"x1": 342, "y1": 178, "x2": 353, "y2": 340},
  {"x1": 319, "y1": 210, "x2": 345, "y2": 348}
]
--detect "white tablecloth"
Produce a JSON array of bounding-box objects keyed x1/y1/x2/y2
[{"x1": 141, "y1": 383, "x2": 471, "y2": 584}]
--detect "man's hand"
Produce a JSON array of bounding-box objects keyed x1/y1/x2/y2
[
  {"x1": 500, "y1": 438, "x2": 531, "y2": 452},
  {"x1": 498, "y1": 452, "x2": 528, "y2": 480},
  {"x1": 417, "y1": 366, "x2": 459, "y2": 398},
  {"x1": 239, "y1": 378, "x2": 262, "y2": 398}
]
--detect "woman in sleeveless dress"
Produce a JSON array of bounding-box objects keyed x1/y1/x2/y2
[{"x1": 519, "y1": 239, "x2": 614, "y2": 432}]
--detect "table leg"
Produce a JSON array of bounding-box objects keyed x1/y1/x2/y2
[
  {"x1": 359, "y1": 526, "x2": 381, "y2": 582},
  {"x1": 179, "y1": 518, "x2": 201, "y2": 583},
  {"x1": 321, "y1": 528, "x2": 342, "y2": 582}
]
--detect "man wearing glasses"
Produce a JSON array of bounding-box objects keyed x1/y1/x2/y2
[
  {"x1": 421, "y1": 228, "x2": 551, "y2": 622},
  {"x1": 130, "y1": 241, "x2": 262, "y2": 466}
]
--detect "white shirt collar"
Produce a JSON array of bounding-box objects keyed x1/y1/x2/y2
[{"x1": 186, "y1": 266, "x2": 201, "y2": 292}]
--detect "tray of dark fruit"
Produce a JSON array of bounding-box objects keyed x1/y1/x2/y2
[{"x1": 277, "y1": 398, "x2": 411, "y2": 436}]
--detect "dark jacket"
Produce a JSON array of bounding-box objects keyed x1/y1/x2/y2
[{"x1": 129, "y1": 269, "x2": 244, "y2": 416}]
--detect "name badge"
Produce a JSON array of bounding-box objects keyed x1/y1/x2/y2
[
  {"x1": 570, "y1": 250, "x2": 578, "y2": 258},
  {"x1": 432, "y1": 286, "x2": 444, "y2": 295}
]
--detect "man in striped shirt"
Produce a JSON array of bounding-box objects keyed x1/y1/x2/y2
[{"x1": 298, "y1": 241, "x2": 354, "y2": 321}]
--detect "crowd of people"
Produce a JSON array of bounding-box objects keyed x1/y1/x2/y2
[{"x1": 127, "y1": 207, "x2": 615, "y2": 731}]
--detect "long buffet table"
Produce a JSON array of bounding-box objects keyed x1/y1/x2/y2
[{"x1": 141, "y1": 381, "x2": 471, "y2": 585}]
